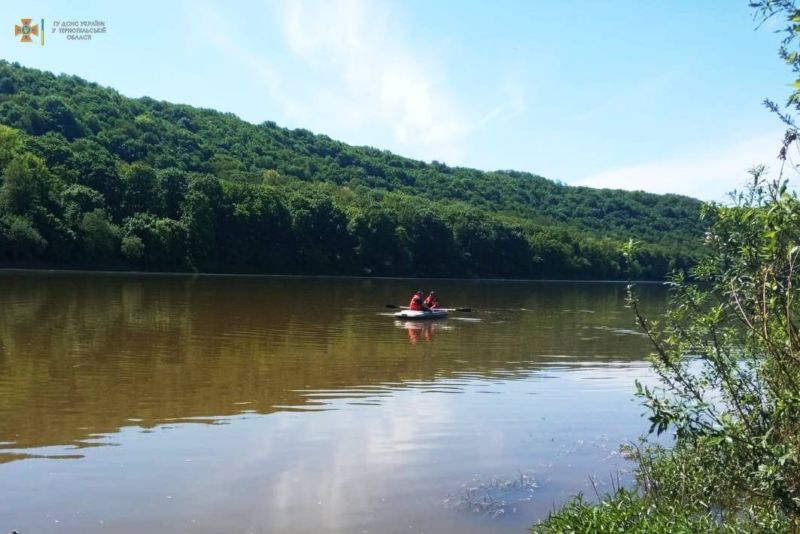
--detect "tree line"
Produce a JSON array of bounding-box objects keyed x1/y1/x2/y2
[{"x1": 0, "y1": 61, "x2": 703, "y2": 279}]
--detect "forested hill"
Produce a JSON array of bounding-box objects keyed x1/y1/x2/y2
[{"x1": 0, "y1": 61, "x2": 704, "y2": 279}]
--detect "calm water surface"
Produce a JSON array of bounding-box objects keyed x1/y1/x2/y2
[{"x1": 0, "y1": 272, "x2": 665, "y2": 533}]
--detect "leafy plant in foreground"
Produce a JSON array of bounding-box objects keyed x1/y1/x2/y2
[
  {"x1": 534, "y1": 172, "x2": 800, "y2": 532},
  {"x1": 535, "y1": 3, "x2": 800, "y2": 529}
]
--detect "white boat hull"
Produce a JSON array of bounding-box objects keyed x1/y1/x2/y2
[{"x1": 393, "y1": 309, "x2": 448, "y2": 320}]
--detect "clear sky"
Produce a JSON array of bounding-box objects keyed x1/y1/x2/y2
[{"x1": 0, "y1": 0, "x2": 794, "y2": 200}]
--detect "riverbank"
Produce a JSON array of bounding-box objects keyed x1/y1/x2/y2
[{"x1": 0, "y1": 266, "x2": 667, "y2": 284}]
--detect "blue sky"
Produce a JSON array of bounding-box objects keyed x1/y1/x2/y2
[{"x1": 0, "y1": 0, "x2": 793, "y2": 200}]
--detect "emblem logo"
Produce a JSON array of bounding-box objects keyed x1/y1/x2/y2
[{"x1": 14, "y1": 18, "x2": 40, "y2": 43}]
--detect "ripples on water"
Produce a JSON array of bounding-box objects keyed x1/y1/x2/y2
[{"x1": 0, "y1": 272, "x2": 665, "y2": 533}]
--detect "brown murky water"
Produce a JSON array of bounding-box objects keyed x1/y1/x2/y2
[{"x1": 0, "y1": 272, "x2": 665, "y2": 533}]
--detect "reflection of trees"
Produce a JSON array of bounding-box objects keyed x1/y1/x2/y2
[{"x1": 0, "y1": 274, "x2": 664, "y2": 455}]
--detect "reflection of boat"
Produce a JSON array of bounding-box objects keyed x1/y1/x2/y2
[
  {"x1": 395, "y1": 319, "x2": 441, "y2": 344},
  {"x1": 395, "y1": 320, "x2": 447, "y2": 330},
  {"x1": 393, "y1": 309, "x2": 448, "y2": 320}
]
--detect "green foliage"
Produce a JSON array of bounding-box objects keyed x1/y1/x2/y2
[
  {"x1": 0, "y1": 61, "x2": 705, "y2": 276},
  {"x1": 532, "y1": 485, "x2": 787, "y2": 533},
  {"x1": 536, "y1": 174, "x2": 800, "y2": 532},
  {"x1": 0, "y1": 214, "x2": 46, "y2": 259},
  {"x1": 537, "y1": 5, "x2": 800, "y2": 529},
  {"x1": 532, "y1": 488, "x2": 735, "y2": 533},
  {"x1": 534, "y1": 440, "x2": 792, "y2": 532},
  {"x1": 120, "y1": 234, "x2": 143, "y2": 260},
  {"x1": 752, "y1": 1, "x2": 800, "y2": 155},
  {"x1": 121, "y1": 162, "x2": 160, "y2": 217},
  {"x1": 122, "y1": 213, "x2": 187, "y2": 270},
  {"x1": 0, "y1": 124, "x2": 22, "y2": 169},
  {"x1": 1, "y1": 153, "x2": 55, "y2": 215},
  {"x1": 632, "y1": 172, "x2": 800, "y2": 516},
  {"x1": 79, "y1": 208, "x2": 119, "y2": 261}
]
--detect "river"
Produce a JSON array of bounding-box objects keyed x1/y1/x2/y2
[{"x1": 0, "y1": 271, "x2": 666, "y2": 533}]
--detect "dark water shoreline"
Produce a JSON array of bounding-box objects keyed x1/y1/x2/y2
[{"x1": 0, "y1": 267, "x2": 666, "y2": 284}]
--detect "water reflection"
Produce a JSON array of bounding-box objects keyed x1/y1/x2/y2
[
  {"x1": 0, "y1": 272, "x2": 665, "y2": 533},
  {"x1": 396, "y1": 319, "x2": 448, "y2": 344}
]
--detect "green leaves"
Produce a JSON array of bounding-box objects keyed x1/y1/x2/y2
[
  {"x1": 632, "y1": 173, "x2": 800, "y2": 523},
  {"x1": 0, "y1": 60, "x2": 705, "y2": 277},
  {"x1": 577, "y1": 167, "x2": 800, "y2": 532},
  {"x1": 539, "y1": 5, "x2": 800, "y2": 530}
]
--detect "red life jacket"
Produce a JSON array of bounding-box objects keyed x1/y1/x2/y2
[
  {"x1": 409, "y1": 295, "x2": 425, "y2": 310},
  {"x1": 424, "y1": 295, "x2": 438, "y2": 309}
]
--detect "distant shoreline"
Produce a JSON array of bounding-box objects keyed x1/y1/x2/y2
[{"x1": 0, "y1": 267, "x2": 666, "y2": 284}]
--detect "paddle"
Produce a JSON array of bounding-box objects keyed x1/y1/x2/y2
[{"x1": 385, "y1": 304, "x2": 472, "y2": 312}]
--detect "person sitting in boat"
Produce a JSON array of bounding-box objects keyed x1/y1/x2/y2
[
  {"x1": 408, "y1": 290, "x2": 429, "y2": 311},
  {"x1": 423, "y1": 291, "x2": 439, "y2": 309}
]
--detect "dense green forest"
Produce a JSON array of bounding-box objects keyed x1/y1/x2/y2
[{"x1": 0, "y1": 61, "x2": 704, "y2": 279}]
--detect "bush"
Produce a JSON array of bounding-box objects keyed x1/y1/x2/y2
[
  {"x1": 120, "y1": 234, "x2": 143, "y2": 260},
  {"x1": 532, "y1": 488, "x2": 734, "y2": 533},
  {"x1": 535, "y1": 173, "x2": 800, "y2": 532},
  {"x1": 0, "y1": 214, "x2": 47, "y2": 259}
]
